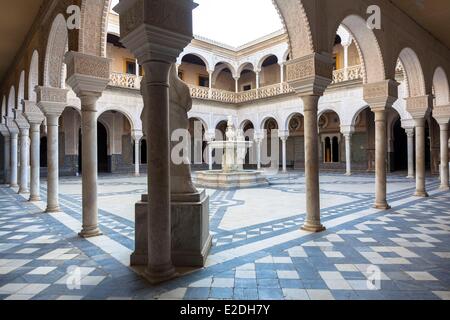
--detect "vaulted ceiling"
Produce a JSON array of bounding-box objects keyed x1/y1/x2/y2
[
  {"x1": 0, "y1": 0, "x2": 44, "y2": 83},
  {"x1": 390, "y1": 0, "x2": 450, "y2": 50}
]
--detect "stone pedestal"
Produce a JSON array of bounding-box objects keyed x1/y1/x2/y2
[{"x1": 131, "y1": 190, "x2": 212, "y2": 267}]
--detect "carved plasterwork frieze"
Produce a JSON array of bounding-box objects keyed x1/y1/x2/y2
[
  {"x1": 363, "y1": 80, "x2": 399, "y2": 111},
  {"x1": 405, "y1": 95, "x2": 432, "y2": 119}
]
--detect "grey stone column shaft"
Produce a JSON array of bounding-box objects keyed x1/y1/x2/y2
[
  {"x1": 406, "y1": 129, "x2": 415, "y2": 179},
  {"x1": 439, "y1": 123, "x2": 449, "y2": 190},
  {"x1": 18, "y1": 128, "x2": 30, "y2": 193},
  {"x1": 373, "y1": 110, "x2": 390, "y2": 209},
  {"x1": 301, "y1": 95, "x2": 325, "y2": 232},
  {"x1": 281, "y1": 137, "x2": 287, "y2": 172},
  {"x1": 134, "y1": 138, "x2": 140, "y2": 176},
  {"x1": 79, "y1": 98, "x2": 102, "y2": 238},
  {"x1": 142, "y1": 61, "x2": 176, "y2": 280},
  {"x1": 46, "y1": 115, "x2": 60, "y2": 212},
  {"x1": 414, "y1": 118, "x2": 428, "y2": 197},
  {"x1": 29, "y1": 123, "x2": 41, "y2": 201},
  {"x1": 10, "y1": 132, "x2": 18, "y2": 188},
  {"x1": 344, "y1": 133, "x2": 352, "y2": 176},
  {"x1": 3, "y1": 135, "x2": 10, "y2": 184}
]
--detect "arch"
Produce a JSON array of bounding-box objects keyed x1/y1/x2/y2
[
  {"x1": 239, "y1": 119, "x2": 255, "y2": 130},
  {"x1": 237, "y1": 62, "x2": 255, "y2": 76},
  {"x1": 284, "y1": 111, "x2": 304, "y2": 131},
  {"x1": 397, "y1": 48, "x2": 426, "y2": 97},
  {"x1": 257, "y1": 54, "x2": 279, "y2": 71},
  {"x1": 351, "y1": 105, "x2": 371, "y2": 127},
  {"x1": 272, "y1": 0, "x2": 314, "y2": 58},
  {"x1": 28, "y1": 50, "x2": 39, "y2": 102},
  {"x1": 44, "y1": 14, "x2": 68, "y2": 88},
  {"x1": 180, "y1": 52, "x2": 211, "y2": 71},
  {"x1": 79, "y1": 0, "x2": 111, "y2": 57},
  {"x1": 260, "y1": 115, "x2": 280, "y2": 130},
  {"x1": 188, "y1": 116, "x2": 208, "y2": 132},
  {"x1": 433, "y1": 67, "x2": 450, "y2": 106},
  {"x1": 212, "y1": 117, "x2": 230, "y2": 131},
  {"x1": 17, "y1": 71, "x2": 25, "y2": 109},
  {"x1": 97, "y1": 106, "x2": 137, "y2": 132},
  {"x1": 7, "y1": 87, "x2": 15, "y2": 117},
  {"x1": 213, "y1": 61, "x2": 237, "y2": 78},
  {"x1": 334, "y1": 15, "x2": 386, "y2": 84}
]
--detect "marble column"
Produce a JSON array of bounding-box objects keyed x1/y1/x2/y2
[
  {"x1": 279, "y1": 130, "x2": 288, "y2": 173},
  {"x1": 80, "y1": 96, "x2": 102, "y2": 237},
  {"x1": 405, "y1": 128, "x2": 415, "y2": 179},
  {"x1": 0, "y1": 125, "x2": 10, "y2": 184},
  {"x1": 414, "y1": 118, "x2": 428, "y2": 197},
  {"x1": 23, "y1": 100, "x2": 45, "y2": 202},
  {"x1": 65, "y1": 51, "x2": 111, "y2": 238},
  {"x1": 372, "y1": 109, "x2": 390, "y2": 208},
  {"x1": 255, "y1": 135, "x2": 262, "y2": 170},
  {"x1": 439, "y1": 122, "x2": 449, "y2": 190},
  {"x1": 14, "y1": 110, "x2": 30, "y2": 194},
  {"x1": 9, "y1": 129, "x2": 19, "y2": 188},
  {"x1": 344, "y1": 133, "x2": 352, "y2": 176},
  {"x1": 46, "y1": 114, "x2": 61, "y2": 211},
  {"x1": 234, "y1": 76, "x2": 239, "y2": 93},
  {"x1": 36, "y1": 86, "x2": 68, "y2": 213},
  {"x1": 134, "y1": 137, "x2": 141, "y2": 176},
  {"x1": 301, "y1": 95, "x2": 325, "y2": 232},
  {"x1": 256, "y1": 71, "x2": 260, "y2": 89}
]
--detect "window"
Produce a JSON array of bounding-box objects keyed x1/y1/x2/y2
[
  {"x1": 125, "y1": 60, "x2": 136, "y2": 75},
  {"x1": 243, "y1": 84, "x2": 252, "y2": 91},
  {"x1": 198, "y1": 75, "x2": 209, "y2": 87}
]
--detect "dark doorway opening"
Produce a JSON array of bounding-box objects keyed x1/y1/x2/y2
[
  {"x1": 98, "y1": 122, "x2": 109, "y2": 173},
  {"x1": 393, "y1": 118, "x2": 408, "y2": 171},
  {"x1": 40, "y1": 137, "x2": 47, "y2": 168},
  {"x1": 140, "y1": 139, "x2": 147, "y2": 164}
]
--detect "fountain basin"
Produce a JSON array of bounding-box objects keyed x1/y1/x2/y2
[{"x1": 194, "y1": 170, "x2": 269, "y2": 190}]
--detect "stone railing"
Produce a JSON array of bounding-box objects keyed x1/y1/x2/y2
[
  {"x1": 109, "y1": 65, "x2": 363, "y2": 102},
  {"x1": 331, "y1": 65, "x2": 364, "y2": 84},
  {"x1": 109, "y1": 72, "x2": 141, "y2": 89}
]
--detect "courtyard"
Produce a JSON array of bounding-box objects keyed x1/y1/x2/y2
[{"x1": 1, "y1": 172, "x2": 449, "y2": 300}]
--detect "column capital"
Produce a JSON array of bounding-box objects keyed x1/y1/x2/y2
[
  {"x1": 132, "y1": 130, "x2": 144, "y2": 141},
  {"x1": 340, "y1": 125, "x2": 355, "y2": 136},
  {"x1": 115, "y1": 0, "x2": 196, "y2": 64},
  {"x1": 286, "y1": 53, "x2": 333, "y2": 97},
  {"x1": 0, "y1": 123, "x2": 10, "y2": 137},
  {"x1": 36, "y1": 86, "x2": 68, "y2": 118},
  {"x1": 433, "y1": 104, "x2": 450, "y2": 125},
  {"x1": 65, "y1": 51, "x2": 111, "y2": 100},
  {"x1": 363, "y1": 79, "x2": 398, "y2": 111},
  {"x1": 204, "y1": 131, "x2": 216, "y2": 142},
  {"x1": 405, "y1": 95, "x2": 433, "y2": 119},
  {"x1": 404, "y1": 127, "x2": 415, "y2": 136},
  {"x1": 4, "y1": 116, "x2": 19, "y2": 134},
  {"x1": 13, "y1": 109, "x2": 30, "y2": 131},
  {"x1": 278, "y1": 130, "x2": 289, "y2": 140},
  {"x1": 22, "y1": 100, "x2": 45, "y2": 125}
]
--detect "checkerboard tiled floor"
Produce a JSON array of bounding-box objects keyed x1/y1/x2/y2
[{"x1": 1, "y1": 172, "x2": 450, "y2": 300}]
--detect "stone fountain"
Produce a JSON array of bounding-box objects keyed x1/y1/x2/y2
[{"x1": 194, "y1": 116, "x2": 269, "y2": 189}]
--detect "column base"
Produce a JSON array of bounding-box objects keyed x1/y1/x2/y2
[
  {"x1": 345, "y1": 172, "x2": 352, "y2": 176},
  {"x1": 29, "y1": 196, "x2": 41, "y2": 202},
  {"x1": 45, "y1": 206, "x2": 61, "y2": 213},
  {"x1": 10, "y1": 184, "x2": 18, "y2": 188},
  {"x1": 142, "y1": 265, "x2": 178, "y2": 285},
  {"x1": 18, "y1": 188, "x2": 29, "y2": 194},
  {"x1": 373, "y1": 202, "x2": 391, "y2": 210},
  {"x1": 406, "y1": 175, "x2": 414, "y2": 179},
  {"x1": 79, "y1": 227, "x2": 103, "y2": 238},
  {"x1": 414, "y1": 191, "x2": 429, "y2": 197},
  {"x1": 439, "y1": 185, "x2": 449, "y2": 191},
  {"x1": 301, "y1": 222, "x2": 326, "y2": 233},
  {"x1": 133, "y1": 173, "x2": 140, "y2": 177}
]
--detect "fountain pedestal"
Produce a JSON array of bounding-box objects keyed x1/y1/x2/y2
[{"x1": 194, "y1": 116, "x2": 269, "y2": 189}]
